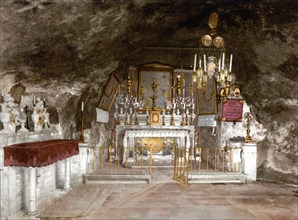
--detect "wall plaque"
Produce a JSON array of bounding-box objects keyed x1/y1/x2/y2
[{"x1": 221, "y1": 99, "x2": 244, "y2": 122}]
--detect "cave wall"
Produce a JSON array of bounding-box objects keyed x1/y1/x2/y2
[{"x1": 0, "y1": 0, "x2": 297, "y2": 184}]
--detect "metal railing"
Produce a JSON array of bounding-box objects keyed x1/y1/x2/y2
[
  {"x1": 89, "y1": 145, "x2": 153, "y2": 176},
  {"x1": 189, "y1": 146, "x2": 243, "y2": 175},
  {"x1": 88, "y1": 144, "x2": 243, "y2": 183}
]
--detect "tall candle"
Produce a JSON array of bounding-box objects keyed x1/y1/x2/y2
[
  {"x1": 222, "y1": 52, "x2": 225, "y2": 69},
  {"x1": 218, "y1": 58, "x2": 221, "y2": 71},
  {"x1": 193, "y1": 54, "x2": 197, "y2": 71},
  {"x1": 229, "y1": 54, "x2": 233, "y2": 72},
  {"x1": 20, "y1": 95, "x2": 23, "y2": 104},
  {"x1": 33, "y1": 96, "x2": 36, "y2": 106},
  {"x1": 81, "y1": 101, "x2": 84, "y2": 111},
  {"x1": 203, "y1": 54, "x2": 206, "y2": 72},
  {"x1": 199, "y1": 59, "x2": 202, "y2": 68}
]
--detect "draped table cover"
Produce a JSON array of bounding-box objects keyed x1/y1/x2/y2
[{"x1": 4, "y1": 139, "x2": 79, "y2": 167}]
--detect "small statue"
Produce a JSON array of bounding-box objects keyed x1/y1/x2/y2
[
  {"x1": 31, "y1": 97, "x2": 50, "y2": 131},
  {"x1": 0, "y1": 94, "x2": 20, "y2": 133}
]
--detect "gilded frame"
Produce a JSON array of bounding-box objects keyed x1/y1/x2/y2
[
  {"x1": 196, "y1": 78, "x2": 218, "y2": 115},
  {"x1": 150, "y1": 110, "x2": 161, "y2": 125},
  {"x1": 97, "y1": 72, "x2": 121, "y2": 111},
  {"x1": 137, "y1": 63, "x2": 174, "y2": 110}
]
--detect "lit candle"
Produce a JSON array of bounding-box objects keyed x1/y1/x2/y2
[
  {"x1": 222, "y1": 52, "x2": 225, "y2": 69},
  {"x1": 81, "y1": 101, "x2": 84, "y2": 111},
  {"x1": 203, "y1": 54, "x2": 206, "y2": 72},
  {"x1": 229, "y1": 54, "x2": 233, "y2": 72},
  {"x1": 193, "y1": 54, "x2": 197, "y2": 72}
]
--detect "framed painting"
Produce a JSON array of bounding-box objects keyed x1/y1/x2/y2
[
  {"x1": 196, "y1": 78, "x2": 217, "y2": 115},
  {"x1": 97, "y1": 72, "x2": 122, "y2": 111},
  {"x1": 137, "y1": 63, "x2": 174, "y2": 110}
]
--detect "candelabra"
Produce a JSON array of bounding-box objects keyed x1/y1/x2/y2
[{"x1": 192, "y1": 12, "x2": 236, "y2": 100}]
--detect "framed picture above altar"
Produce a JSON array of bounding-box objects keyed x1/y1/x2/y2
[
  {"x1": 137, "y1": 63, "x2": 174, "y2": 110},
  {"x1": 196, "y1": 78, "x2": 217, "y2": 115}
]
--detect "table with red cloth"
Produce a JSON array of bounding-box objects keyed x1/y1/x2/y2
[{"x1": 4, "y1": 139, "x2": 79, "y2": 167}]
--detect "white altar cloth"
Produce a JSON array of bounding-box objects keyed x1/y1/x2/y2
[{"x1": 121, "y1": 126, "x2": 194, "y2": 164}]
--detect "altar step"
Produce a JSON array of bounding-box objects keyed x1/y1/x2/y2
[
  {"x1": 83, "y1": 173, "x2": 246, "y2": 184},
  {"x1": 188, "y1": 172, "x2": 247, "y2": 183},
  {"x1": 83, "y1": 174, "x2": 151, "y2": 184}
]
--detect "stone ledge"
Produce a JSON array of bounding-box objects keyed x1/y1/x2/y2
[
  {"x1": 83, "y1": 174, "x2": 151, "y2": 184},
  {"x1": 189, "y1": 173, "x2": 247, "y2": 183}
]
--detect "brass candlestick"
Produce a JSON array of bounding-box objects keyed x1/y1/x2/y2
[
  {"x1": 245, "y1": 112, "x2": 252, "y2": 143},
  {"x1": 180, "y1": 107, "x2": 186, "y2": 126},
  {"x1": 80, "y1": 110, "x2": 84, "y2": 143},
  {"x1": 176, "y1": 75, "x2": 182, "y2": 98},
  {"x1": 126, "y1": 73, "x2": 132, "y2": 97},
  {"x1": 134, "y1": 110, "x2": 139, "y2": 125},
  {"x1": 189, "y1": 108, "x2": 194, "y2": 126},
  {"x1": 162, "y1": 115, "x2": 165, "y2": 125},
  {"x1": 129, "y1": 111, "x2": 133, "y2": 125},
  {"x1": 170, "y1": 108, "x2": 175, "y2": 126},
  {"x1": 150, "y1": 79, "x2": 158, "y2": 110},
  {"x1": 124, "y1": 107, "x2": 129, "y2": 125}
]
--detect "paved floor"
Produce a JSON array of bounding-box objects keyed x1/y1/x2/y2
[{"x1": 32, "y1": 181, "x2": 298, "y2": 220}]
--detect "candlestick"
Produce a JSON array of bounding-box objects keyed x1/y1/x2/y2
[
  {"x1": 229, "y1": 54, "x2": 233, "y2": 72},
  {"x1": 193, "y1": 54, "x2": 197, "y2": 71}
]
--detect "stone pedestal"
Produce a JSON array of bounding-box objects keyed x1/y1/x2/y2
[
  {"x1": 27, "y1": 167, "x2": 38, "y2": 216},
  {"x1": 242, "y1": 143, "x2": 257, "y2": 181},
  {"x1": 64, "y1": 158, "x2": 71, "y2": 191}
]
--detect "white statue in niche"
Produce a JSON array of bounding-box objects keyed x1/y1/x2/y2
[
  {"x1": 31, "y1": 96, "x2": 50, "y2": 131},
  {"x1": 0, "y1": 93, "x2": 20, "y2": 133}
]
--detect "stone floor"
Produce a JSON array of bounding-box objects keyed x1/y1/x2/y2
[{"x1": 20, "y1": 181, "x2": 297, "y2": 220}]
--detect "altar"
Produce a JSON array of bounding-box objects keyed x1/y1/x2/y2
[{"x1": 116, "y1": 125, "x2": 194, "y2": 164}]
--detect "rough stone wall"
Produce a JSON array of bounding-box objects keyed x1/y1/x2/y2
[{"x1": 0, "y1": 1, "x2": 297, "y2": 184}]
